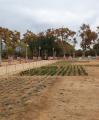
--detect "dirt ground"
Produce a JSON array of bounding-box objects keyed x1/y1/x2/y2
[
  {"x1": 0, "y1": 60, "x2": 99, "y2": 120},
  {"x1": 72, "y1": 60, "x2": 99, "y2": 66}
]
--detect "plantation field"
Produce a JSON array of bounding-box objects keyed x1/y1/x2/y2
[
  {"x1": 20, "y1": 61, "x2": 88, "y2": 76},
  {"x1": 0, "y1": 60, "x2": 99, "y2": 120}
]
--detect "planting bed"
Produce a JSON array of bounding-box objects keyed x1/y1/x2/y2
[
  {"x1": 20, "y1": 61, "x2": 88, "y2": 76},
  {"x1": 0, "y1": 76, "x2": 58, "y2": 120}
]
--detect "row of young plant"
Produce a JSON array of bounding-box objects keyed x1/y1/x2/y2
[{"x1": 20, "y1": 64, "x2": 88, "y2": 76}]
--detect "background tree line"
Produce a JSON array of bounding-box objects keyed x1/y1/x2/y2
[{"x1": 0, "y1": 24, "x2": 99, "y2": 59}]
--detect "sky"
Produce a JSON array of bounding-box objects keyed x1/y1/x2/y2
[{"x1": 0, "y1": 0, "x2": 99, "y2": 48}]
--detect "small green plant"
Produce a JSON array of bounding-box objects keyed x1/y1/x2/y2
[
  {"x1": 20, "y1": 61, "x2": 88, "y2": 76},
  {"x1": 80, "y1": 66, "x2": 88, "y2": 76}
]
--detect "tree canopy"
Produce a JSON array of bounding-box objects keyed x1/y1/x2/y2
[{"x1": 0, "y1": 24, "x2": 99, "y2": 59}]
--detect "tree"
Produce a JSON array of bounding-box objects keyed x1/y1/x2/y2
[
  {"x1": 0, "y1": 27, "x2": 21, "y2": 57},
  {"x1": 23, "y1": 30, "x2": 38, "y2": 58},
  {"x1": 93, "y1": 44, "x2": 99, "y2": 56},
  {"x1": 52, "y1": 28, "x2": 76, "y2": 57},
  {"x1": 93, "y1": 26, "x2": 99, "y2": 56},
  {"x1": 79, "y1": 24, "x2": 97, "y2": 57}
]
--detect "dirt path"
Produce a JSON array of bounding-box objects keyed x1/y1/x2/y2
[
  {"x1": 38, "y1": 64, "x2": 99, "y2": 120},
  {"x1": 39, "y1": 75, "x2": 99, "y2": 120},
  {"x1": 86, "y1": 66, "x2": 99, "y2": 78}
]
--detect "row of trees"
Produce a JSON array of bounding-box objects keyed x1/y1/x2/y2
[
  {"x1": 0, "y1": 27, "x2": 76, "y2": 59},
  {"x1": 0, "y1": 24, "x2": 99, "y2": 60}
]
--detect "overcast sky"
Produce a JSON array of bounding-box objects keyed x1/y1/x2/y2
[{"x1": 0, "y1": 0, "x2": 99, "y2": 34}]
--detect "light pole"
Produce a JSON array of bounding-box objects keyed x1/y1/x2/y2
[
  {"x1": 18, "y1": 40, "x2": 22, "y2": 63},
  {"x1": 18, "y1": 40, "x2": 21, "y2": 57},
  {"x1": 38, "y1": 46, "x2": 41, "y2": 60},
  {"x1": 63, "y1": 52, "x2": 66, "y2": 59},
  {"x1": 73, "y1": 44, "x2": 76, "y2": 59},
  {"x1": 26, "y1": 44, "x2": 29, "y2": 62},
  {"x1": 55, "y1": 51, "x2": 56, "y2": 58},
  {"x1": 53, "y1": 48, "x2": 55, "y2": 59},
  {"x1": 73, "y1": 37, "x2": 77, "y2": 59},
  {"x1": 32, "y1": 49, "x2": 34, "y2": 60},
  {"x1": 53, "y1": 40, "x2": 57, "y2": 59},
  {"x1": 0, "y1": 35, "x2": 2, "y2": 66}
]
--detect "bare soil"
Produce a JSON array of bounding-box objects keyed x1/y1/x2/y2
[{"x1": 0, "y1": 60, "x2": 99, "y2": 120}]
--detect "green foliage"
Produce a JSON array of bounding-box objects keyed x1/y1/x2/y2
[
  {"x1": 2, "y1": 24, "x2": 99, "y2": 58},
  {"x1": 23, "y1": 28, "x2": 75, "y2": 58},
  {"x1": 80, "y1": 24, "x2": 98, "y2": 52},
  {"x1": 93, "y1": 43, "x2": 99, "y2": 55},
  {"x1": 7, "y1": 46, "x2": 14, "y2": 56},
  {"x1": 20, "y1": 61, "x2": 88, "y2": 76}
]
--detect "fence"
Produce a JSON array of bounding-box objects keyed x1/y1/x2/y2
[{"x1": 0, "y1": 60, "x2": 57, "y2": 76}]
